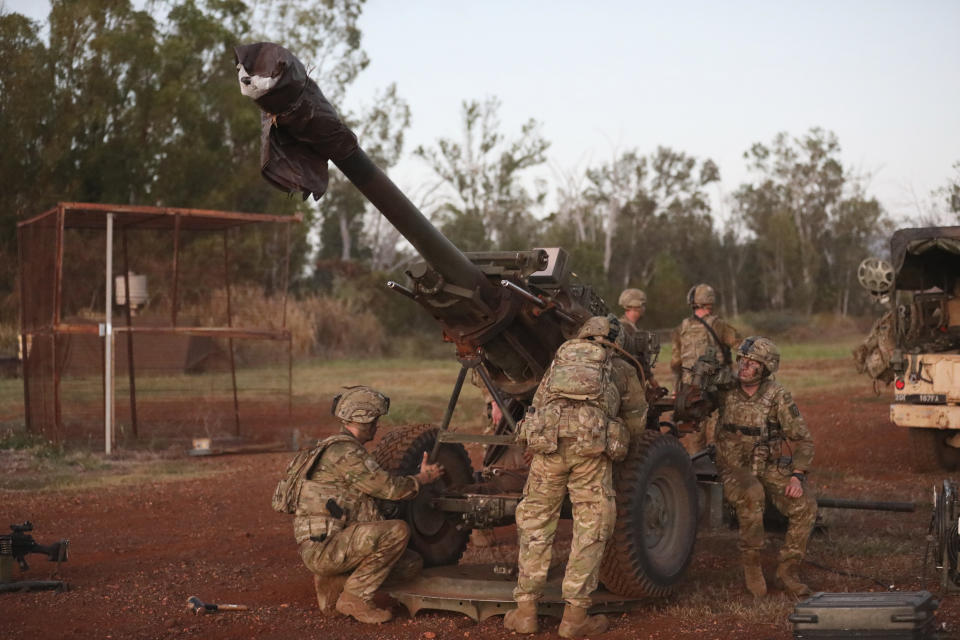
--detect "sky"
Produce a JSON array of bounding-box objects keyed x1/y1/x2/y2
[
  {"x1": 5, "y1": 0, "x2": 959, "y2": 225},
  {"x1": 342, "y1": 0, "x2": 959, "y2": 223}
]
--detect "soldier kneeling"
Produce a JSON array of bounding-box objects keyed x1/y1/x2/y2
[{"x1": 280, "y1": 386, "x2": 444, "y2": 623}]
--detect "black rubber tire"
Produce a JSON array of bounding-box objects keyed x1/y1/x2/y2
[
  {"x1": 910, "y1": 428, "x2": 960, "y2": 472},
  {"x1": 599, "y1": 431, "x2": 698, "y2": 598},
  {"x1": 373, "y1": 424, "x2": 474, "y2": 567}
]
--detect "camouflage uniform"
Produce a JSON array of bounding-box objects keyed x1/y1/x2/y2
[
  {"x1": 715, "y1": 379, "x2": 816, "y2": 563},
  {"x1": 671, "y1": 307, "x2": 740, "y2": 452},
  {"x1": 670, "y1": 314, "x2": 740, "y2": 383},
  {"x1": 295, "y1": 432, "x2": 422, "y2": 602},
  {"x1": 513, "y1": 318, "x2": 647, "y2": 609}
]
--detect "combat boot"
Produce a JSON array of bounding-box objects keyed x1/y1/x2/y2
[
  {"x1": 776, "y1": 559, "x2": 812, "y2": 598},
  {"x1": 502, "y1": 600, "x2": 539, "y2": 634},
  {"x1": 334, "y1": 590, "x2": 392, "y2": 624},
  {"x1": 314, "y1": 573, "x2": 348, "y2": 615},
  {"x1": 742, "y1": 551, "x2": 767, "y2": 598},
  {"x1": 558, "y1": 605, "x2": 609, "y2": 638}
]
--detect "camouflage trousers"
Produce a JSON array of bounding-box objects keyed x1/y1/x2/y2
[
  {"x1": 514, "y1": 438, "x2": 616, "y2": 609},
  {"x1": 716, "y1": 453, "x2": 816, "y2": 563},
  {"x1": 299, "y1": 519, "x2": 420, "y2": 601},
  {"x1": 683, "y1": 410, "x2": 719, "y2": 456}
]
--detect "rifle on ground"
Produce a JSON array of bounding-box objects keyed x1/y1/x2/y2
[{"x1": 0, "y1": 522, "x2": 69, "y2": 585}]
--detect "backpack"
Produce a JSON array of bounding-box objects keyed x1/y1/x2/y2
[
  {"x1": 520, "y1": 338, "x2": 624, "y2": 459},
  {"x1": 543, "y1": 339, "x2": 613, "y2": 406},
  {"x1": 271, "y1": 434, "x2": 354, "y2": 514}
]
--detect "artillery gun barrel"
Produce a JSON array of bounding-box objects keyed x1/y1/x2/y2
[
  {"x1": 335, "y1": 151, "x2": 495, "y2": 301},
  {"x1": 816, "y1": 497, "x2": 915, "y2": 512}
]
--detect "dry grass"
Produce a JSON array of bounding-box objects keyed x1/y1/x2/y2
[
  {"x1": 0, "y1": 321, "x2": 19, "y2": 355},
  {"x1": 658, "y1": 584, "x2": 795, "y2": 629},
  {"x1": 178, "y1": 286, "x2": 388, "y2": 359},
  {"x1": 292, "y1": 357, "x2": 488, "y2": 431}
]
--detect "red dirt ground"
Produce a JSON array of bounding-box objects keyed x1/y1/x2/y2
[{"x1": 4, "y1": 384, "x2": 959, "y2": 639}]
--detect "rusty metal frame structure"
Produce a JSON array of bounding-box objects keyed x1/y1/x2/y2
[{"x1": 18, "y1": 202, "x2": 301, "y2": 452}]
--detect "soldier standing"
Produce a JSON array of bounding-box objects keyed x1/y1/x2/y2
[
  {"x1": 671, "y1": 283, "x2": 740, "y2": 452},
  {"x1": 291, "y1": 386, "x2": 445, "y2": 623},
  {"x1": 504, "y1": 315, "x2": 647, "y2": 638},
  {"x1": 715, "y1": 337, "x2": 816, "y2": 598},
  {"x1": 619, "y1": 288, "x2": 662, "y2": 390},
  {"x1": 617, "y1": 288, "x2": 647, "y2": 332}
]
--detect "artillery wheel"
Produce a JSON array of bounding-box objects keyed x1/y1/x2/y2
[
  {"x1": 599, "y1": 431, "x2": 698, "y2": 597},
  {"x1": 373, "y1": 425, "x2": 474, "y2": 567},
  {"x1": 909, "y1": 428, "x2": 960, "y2": 472}
]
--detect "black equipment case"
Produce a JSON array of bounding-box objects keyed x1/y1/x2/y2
[{"x1": 790, "y1": 591, "x2": 939, "y2": 639}]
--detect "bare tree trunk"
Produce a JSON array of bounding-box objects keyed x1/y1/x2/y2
[
  {"x1": 726, "y1": 253, "x2": 739, "y2": 317},
  {"x1": 338, "y1": 211, "x2": 352, "y2": 261},
  {"x1": 603, "y1": 199, "x2": 617, "y2": 276}
]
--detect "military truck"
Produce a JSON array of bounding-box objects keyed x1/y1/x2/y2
[
  {"x1": 235, "y1": 42, "x2": 703, "y2": 599},
  {"x1": 855, "y1": 226, "x2": 960, "y2": 471}
]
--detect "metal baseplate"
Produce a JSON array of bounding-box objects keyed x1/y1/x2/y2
[{"x1": 389, "y1": 563, "x2": 639, "y2": 622}]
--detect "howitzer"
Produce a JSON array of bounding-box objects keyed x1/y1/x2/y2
[
  {"x1": 236, "y1": 42, "x2": 699, "y2": 600},
  {"x1": 0, "y1": 522, "x2": 68, "y2": 582}
]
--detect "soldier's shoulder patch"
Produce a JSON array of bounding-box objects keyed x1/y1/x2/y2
[
  {"x1": 789, "y1": 403, "x2": 801, "y2": 418},
  {"x1": 363, "y1": 456, "x2": 381, "y2": 473}
]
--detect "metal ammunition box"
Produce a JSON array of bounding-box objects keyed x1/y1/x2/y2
[{"x1": 790, "y1": 591, "x2": 939, "y2": 639}]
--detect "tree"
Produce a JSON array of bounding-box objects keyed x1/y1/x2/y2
[
  {"x1": 581, "y1": 147, "x2": 719, "y2": 318},
  {"x1": 0, "y1": 0, "x2": 402, "y2": 299},
  {"x1": 0, "y1": 11, "x2": 55, "y2": 297},
  {"x1": 414, "y1": 97, "x2": 549, "y2": 251},
  {"x1": 825, "y1": 193, "x2": 886, "y2": 315},
  {"x1": 934, "y1": 161, "x2": 960, "y2": 222},
  {"x1": 736, "y1": 129, "x2": 845, "y2": 314},
  {"x1": 317, "y1": 84, "x2": 411, "y2": 262}
]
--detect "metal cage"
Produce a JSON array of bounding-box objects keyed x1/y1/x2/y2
[{"x1": 18, "y1": 202, "x2": 301, "y2": 452}]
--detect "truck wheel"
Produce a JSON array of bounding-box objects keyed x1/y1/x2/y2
[
  {"x1": 373, "y1": 425, "x2": 474, "y2": 566},
  {"x1": 910, "y1": 428, "x2": 960, "y2": 472},
  {"x1": 599, "y1": 431, "x2": 698, "y2": 598}
]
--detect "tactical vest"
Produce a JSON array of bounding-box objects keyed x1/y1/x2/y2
[
  {"x1": 719, "y1": 381, "x2": 782, "y2": 473},
  {"x1": 290, "y1": 433, "x2": 384, "y2": 546},
  {"x1": 720, "y1": 381, "x2": 779, "y2": 436},
  {"x1": 521, "y1": 339, "x2": 628, "y2": 461}
]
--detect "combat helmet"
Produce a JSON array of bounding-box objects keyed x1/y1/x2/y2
[
  {"x1": 618, "y1": 288, "x2": 647, "y2": 309},
  {"x1": 686, "y1": 283, "x2": 716, "y2": 307},
  {"x1": 331, "y1": 386, "x2": 390, "y2": 424},
  {"x1": 576, "y1": 314, "x2": 624, "y2": 347},
  {"x1": 736, "y1": 336, "x2": 780, "y2": 375}
]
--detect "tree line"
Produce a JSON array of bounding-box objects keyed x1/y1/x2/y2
[{"x1": 2, "y1": 0, "x2": 958, "y2": 333}]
